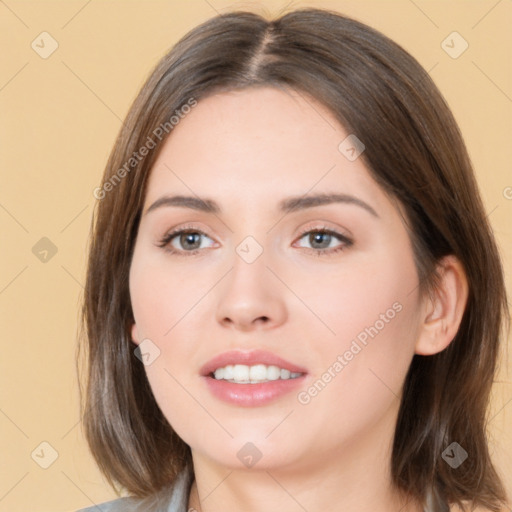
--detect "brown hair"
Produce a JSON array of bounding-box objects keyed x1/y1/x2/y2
[{"x1": 78, "y1": 6, "x2": 510, "y2": 511}]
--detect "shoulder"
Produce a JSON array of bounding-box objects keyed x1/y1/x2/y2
[
  {"x1": 449, "y1": 503, "x2": 509, "y2": 512},
  {"x1": 75, "y1": 496, "x2": 135, "y2": 512},
  {"x1": 75, "y1": 467, "x2": 193, "y2": 512}
]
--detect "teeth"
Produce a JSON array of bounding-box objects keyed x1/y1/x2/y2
[{"x1": 212, "y1": 364, "x2": 303, "y2": 383}]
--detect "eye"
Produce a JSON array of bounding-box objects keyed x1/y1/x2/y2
[
  {"x1": 156, "y1": 224, "x2": 353, "y2": 257},
  {"x1": 156, "y1": 224, "x2": 215, "y2": 256},
  {"x1": 294, "y1": 226, "x2": 353, "y2": 256}
]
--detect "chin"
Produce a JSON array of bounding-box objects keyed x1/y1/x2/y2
[{"x1": 189, "y1": 435, "x2": 300, "y2": 470}]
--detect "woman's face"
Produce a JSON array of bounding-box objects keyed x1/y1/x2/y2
[{"x1": 129, "y1": 86, "x2": 425, "y2": 471}]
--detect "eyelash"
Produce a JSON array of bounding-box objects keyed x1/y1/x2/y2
[{"x1": 156, "y1": 223, "x2": 354, "y2": 257}]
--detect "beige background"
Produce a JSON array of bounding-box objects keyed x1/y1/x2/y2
[{"x1": 0, "y1": 0, "x2": 510, "y2": 511}]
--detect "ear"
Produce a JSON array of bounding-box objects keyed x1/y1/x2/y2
[
  {"x1": 131, "y1": 322, "x2": 141, "y2": 346},
  {"x1": 415, "y1": 255, "x2": 469, "y2": 356}
]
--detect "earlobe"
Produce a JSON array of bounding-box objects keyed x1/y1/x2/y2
[
  {"x1": 414, "y1": 255, "x2": 469, "y2": 356},
  {"x1": 131, "y1": 323, "x2": 141, "y2": 346}
]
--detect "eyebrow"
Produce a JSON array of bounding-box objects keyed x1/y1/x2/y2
[{"x1": 144, "y1": 193, "x2": 379, "y2": 218}]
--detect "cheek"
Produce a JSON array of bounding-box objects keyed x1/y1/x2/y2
[
  {"x1": 295, "y1": 237, "x2": 421, "y2": 393},
  {"x1": 129, "y1": 249, "x2": 206, "y2": 341},
  {"x1": 298, "y1": 248, "x2": 418, "y2": 349},
  {"x1": 292, "y1": 258, "x2": 420, "y2": 445},
  {"x1": 129, "y1": 249, "x2": 212, "y2": 416}
]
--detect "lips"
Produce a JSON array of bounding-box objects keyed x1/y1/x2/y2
[{"x1": 200, "y1": 349, "x2": 308, "y2": 377}]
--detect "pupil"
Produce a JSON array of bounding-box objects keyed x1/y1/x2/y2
[
  {"x1": 183, "y1": 233, "x2": 200, "y2": 249},
  {"x1": 312, "y1": 232, "x2": 330, "y2": 248}
]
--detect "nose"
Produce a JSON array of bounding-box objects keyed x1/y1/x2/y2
[{"x1": 215, "y1": 248, "x2": 287, "y2": 332}]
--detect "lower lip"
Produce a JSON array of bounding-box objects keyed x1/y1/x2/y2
[{"x1": 202, "y1": 374, "x2": 307, "y2": 407}]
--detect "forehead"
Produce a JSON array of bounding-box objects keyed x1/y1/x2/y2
[{"x1": 144, "y1": 86, "x2": 386, "y2": 215}]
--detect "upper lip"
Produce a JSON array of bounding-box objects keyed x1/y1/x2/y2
[{"x1": 200, "y1": 349, "x2": 308, "y2": 377}]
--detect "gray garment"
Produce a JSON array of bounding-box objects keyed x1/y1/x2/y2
[
  {"x1": 425, "y1": 486, "x2": 450, "y2": 512},
  {"x1": 76, "y1": 469, "x2": 442, "y2": 512},
  {"x1": 75, "y1": 469, "x2": 192, "y2": 512}
]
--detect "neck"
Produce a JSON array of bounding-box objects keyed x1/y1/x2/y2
[{"x1": 187, "y1": 412, "x2": 423, "y2": 512}]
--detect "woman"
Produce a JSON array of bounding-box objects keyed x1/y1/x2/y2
[{"x1": 76, "y1": 6, "x2": 510, "y2": 512}]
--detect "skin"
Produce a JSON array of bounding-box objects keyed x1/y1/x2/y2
[{"x1": 129, "y1": 86, "x2": 468, "y2": 512}]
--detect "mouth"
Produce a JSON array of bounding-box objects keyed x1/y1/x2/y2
[
  {"x1": 200, "y1": 349, "x2": 308, "y2": 380},
  {"x1": 208, "y1": 363, "x2": 304, "y2": 384},
  {"x1": 199, "y1": 349, "x2": 308, "y2": 405}
]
